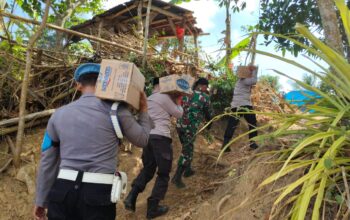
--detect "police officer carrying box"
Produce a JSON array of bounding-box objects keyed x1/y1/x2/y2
[
  {"x1": 222, "y1": 66, "x2": 259, "y2": 152},
  {"x1": 124, "y1": 77, "x2": 183, "y2": 219},
  {"x1": 33, "y1": 63, "x2": 153, "y2": 220}
]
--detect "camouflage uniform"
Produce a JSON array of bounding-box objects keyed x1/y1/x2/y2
[{"x1": 176, "y1": 90, "x2": 212, "y2": 168}]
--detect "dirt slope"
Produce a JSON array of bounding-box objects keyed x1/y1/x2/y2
[{"x1": 0, "y1": 119, "x2": 280, "y2": 220}]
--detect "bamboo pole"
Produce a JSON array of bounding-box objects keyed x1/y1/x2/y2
[
  {"x1": 0, "y1": 109, "x2": 55, "y2": 127},
  {"x1": 142, "y1": 0, "x2": 152, "y2": 67},
  {"x1": 0, "y1": 11, "x2": 144, "y2": 55},
  {"x1": 14, "y1": 0, "x2": 51, "y2": 168},
  {"x1": 1, "y1": 119, "x2": 45, "y2": 136}
]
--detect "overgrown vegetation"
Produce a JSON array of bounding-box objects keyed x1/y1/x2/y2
[
  {"x1": 223, "y1": 1, "x2": 350, "y2": 219},
  {"x1": 259, "y1": 74, "x2": 281, "y2": 91},
  {"x1": 210, "y1": 77, "x2": 236, "y2": 114}
]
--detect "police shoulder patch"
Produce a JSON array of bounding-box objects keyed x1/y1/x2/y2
[{"x1": 41, "y1": 131, "x2": 53, "y2": 152}]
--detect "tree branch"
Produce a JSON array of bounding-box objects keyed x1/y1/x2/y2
[{"x1": 14, "y1": 0, "x2": 51, "y2": 168}]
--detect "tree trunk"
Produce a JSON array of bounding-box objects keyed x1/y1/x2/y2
[
  {"x1": 142, "y1": 0, "x2": 152, "y2": 67},
  {"x1": 178, "y1": 38, "x2": 184, "y2": 61},
  {"x1": 225, "y1": 0, "x2": 232, "y2": 75},
  {"x1": 250, "y1": 33, "x2": 257, "y2": 65},
  {"x1": 316, "y1": 0, "x2": 344, "y2": 55},
  {"x1": 14, "y1": 0, "x2": 51, "y2": 168},
  {"x1": 54, "y1": 0, "x2": 84, "y2": 50},
  {"x1": 54, "y1": 18, "x2": 64, "y2": 50}
]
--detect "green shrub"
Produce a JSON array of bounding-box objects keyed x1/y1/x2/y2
[{"x1": 210, "y1": 77, "x2": 237, "y2": 114}]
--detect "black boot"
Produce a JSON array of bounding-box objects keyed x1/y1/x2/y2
[
  {"x1": 249, "y1": 142, "x2": 259, "y2": 150},
  {"x1": 222, "y1": 138, "x2": 231, "y2": 153},
  {"x1": 123, "y1": 187, "x2": 140, "y2": 212},
  {"x1": 171, "y1": 165, "x2": 186, "y2": 188},
  {"x1": 146, "y1": 198, "x2": 169, "y2": 219},
  {"x1": 183, "y1": 165, "x2": 195, "y2": 178}
]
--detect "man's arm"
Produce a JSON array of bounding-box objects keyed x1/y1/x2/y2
[
  {"x1": 35, "y1": 116, "x2": 60, "y2": 208},
  {"x1": 118, "y1": 105, "x2": 153, "y2": 148},
  {"x1": 162, "y1": 95, "x2": 183, "y2": 119},
  {"x1": 203, "y1": 95, "x2": 213, "y2": 122},
  {"x1": 242, "y1": 69, "x2": 258, "y2": 86}
]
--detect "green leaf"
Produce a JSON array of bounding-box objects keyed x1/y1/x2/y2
[
  {"x1": 217, "y1": 35, "x2": 252, "y2": 68},
  {"x1": 335, "y1": 194, "x2": 343, "y2": 204},
  {"x1": 324, "y1": 158, "x2": 333, "y2": 169}
]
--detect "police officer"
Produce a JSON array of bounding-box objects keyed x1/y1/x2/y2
[
  {"x1": 124, "y1": 77, "x2": 183, "y2": 219},
  {"x1": 222, "y1": 66, "x2": 259, "y2": 152},
  {"x1": 172, "y1": 78, "x2": 213, "y2": 188},
  {"x1": 33, "y1": 63, "x2": 153, "y2": 220}
]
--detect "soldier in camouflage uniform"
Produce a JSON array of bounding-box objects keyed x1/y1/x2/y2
[{"x1": 172, "y1": 78, "x2": 212, "y2": 188}]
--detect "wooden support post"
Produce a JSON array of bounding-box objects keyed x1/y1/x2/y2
[
  {"x1": 142, "y1": 12, "x2": 158, "y2": 29},
  {"x1": 184, "y1": 23, "x2": 193, "y2": 36},
  {"x1": 167, "y1": 17, "x2": 177, "y2": 36},
  {"x1": 97, "y1": 20, "x2": 103, "y2": 53},
  {"x1": 142, "y1": 0, "x2": 152, "y2": 67},
  {"x1": 178, "y1": 38, "x2": 184, "y2": 62},
  {"x1": 194, "y1": 33, "x2": 199, "y2": 67},
  {"x1": 178, "y1": 19, "x2": 186, "y2": 62},
  {"x1": 137, "y1": 0, "x2": 144, "y2": 37},
  {"x1": 14, "y1": 0, "x2": 51, "y2": 168},
  {"x1": 167, "y1": 17, "x2": 181, "y2": 60},
  {"x1": 250, "y1": 33, "x2": 257, "y2": 65}
]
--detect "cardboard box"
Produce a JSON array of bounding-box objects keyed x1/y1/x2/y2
[
  {"x1": 159, "y1": 74, "x2": 195, "y2": 95},
  {"x1": 237, "y1": 66, "x2": 258, "y2": 78},
  {"x1": 95, "y1": 60, "x2": 145, "y2": 110}
]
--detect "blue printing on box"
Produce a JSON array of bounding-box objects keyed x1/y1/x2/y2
[
  {"x1": 102, "y1": 66, "x2": 112, "y2": 91},
  {"x1": 176, "y1": 78, "x2": 190, "y2": 91}
]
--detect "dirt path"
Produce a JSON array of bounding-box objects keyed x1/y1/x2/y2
[
  {"x1": 116, "y1": 128, "x2": 231, "y2": 220},
  {"x1": 0, "y1": 119, "x2": 253, "y2": 220}
]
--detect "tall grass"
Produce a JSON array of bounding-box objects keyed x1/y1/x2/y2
[{"x1": 218, "y1": 0, "x2": 350, "y2": 219}]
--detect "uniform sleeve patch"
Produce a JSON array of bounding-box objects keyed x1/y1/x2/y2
[{"x1": 41, "y1": 131, "x2": 53, "y2": 152}]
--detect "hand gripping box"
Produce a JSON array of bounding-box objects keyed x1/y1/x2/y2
[
  {"x1": 95, "y1": 60, "x2": 145, "y2": 110},
  {"x1": 159, "y1": 74, "x2": 195, "y2": 95}
]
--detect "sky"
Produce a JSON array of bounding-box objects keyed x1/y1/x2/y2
[{"x1": 103, "y1": 0, "x2": 327, "y2": 92}]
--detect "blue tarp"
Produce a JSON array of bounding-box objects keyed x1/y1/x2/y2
[{"x1": 284, "y1": 90, "x2": 321, "y2": 111}]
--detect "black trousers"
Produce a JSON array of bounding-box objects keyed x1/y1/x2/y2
[
  {"x1": 132, "y1": 134, "x2": 173, "y2": 201},
  {"x1": 47, "y1": 173, "x2": 116, "y2": 220},
  {"x1": 223, "y1": 106, "x2": 258, "y2": 145}
]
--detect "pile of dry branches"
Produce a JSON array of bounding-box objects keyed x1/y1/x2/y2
[
  {"x1": 0, "y1": 21, "x2": 202, "y2": 136},
  {"x1": 0, "y1": 48, "x2": 82, "y2": 123},
  {"x1": 251, "y1": 82, "x2": 296, "y2": 122},
  {"x1": 92, "y1": 30, "x2": 200, "y2": 76},
  {"x1": 95, "y1": 30, "x2": 143, "y2": 60}
]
